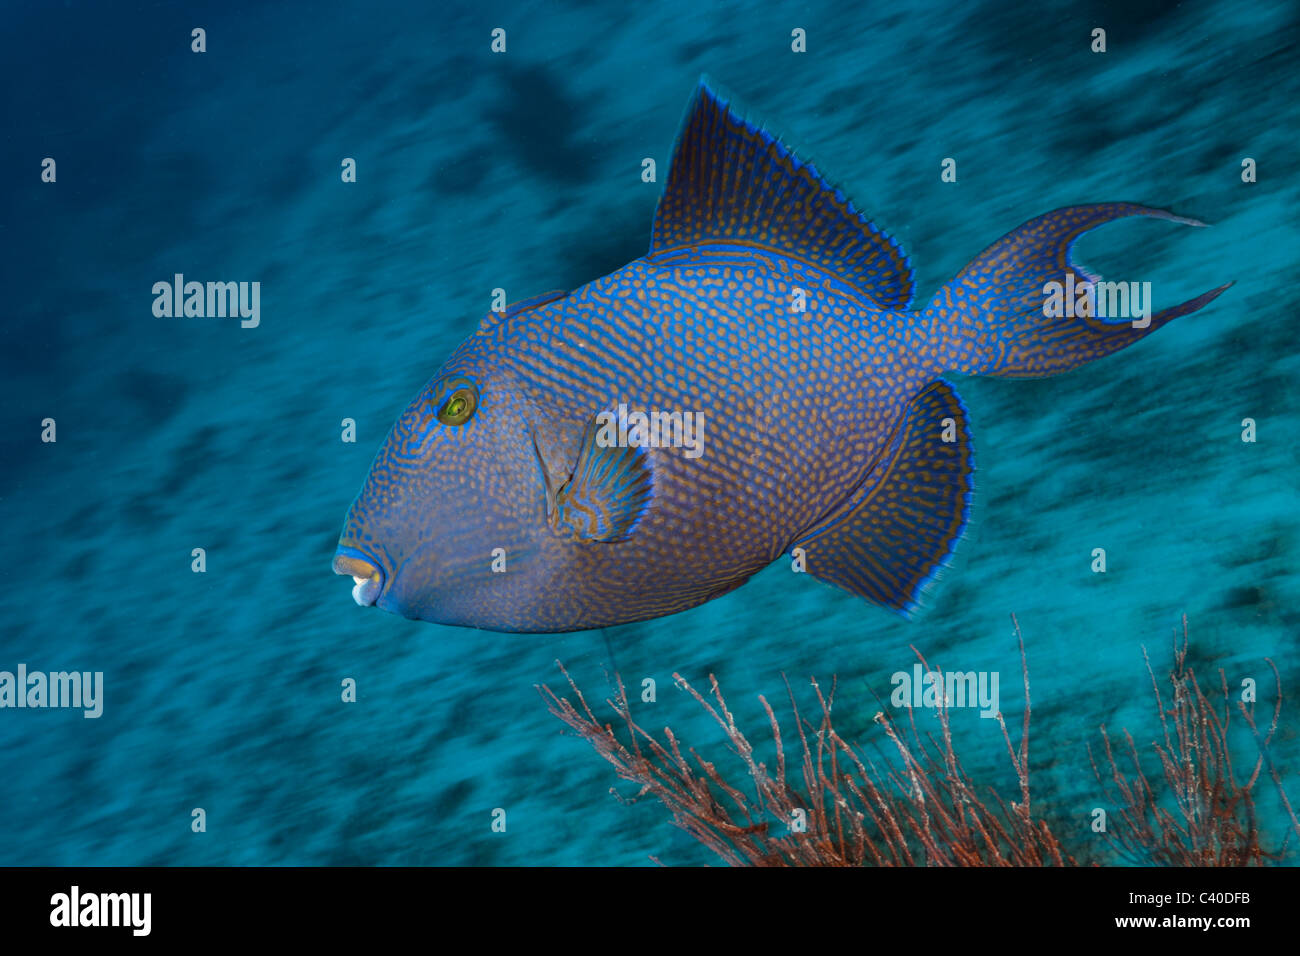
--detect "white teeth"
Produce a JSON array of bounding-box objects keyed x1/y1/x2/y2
[{"x1": 348, "y1": 571, "x2": 379, "y2": 607}]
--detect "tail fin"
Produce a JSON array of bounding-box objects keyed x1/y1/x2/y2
[{"x1": 926, "y1": 203, "x2": 1231, "y2": 378}]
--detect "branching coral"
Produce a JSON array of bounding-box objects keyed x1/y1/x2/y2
[
  {"x1": 1088, "y1": 615, "x2": 1299, "y2": 865},
  {"x1": 542, "y1": 614, "x2": 1297, "y2": 866},
  {"x1": 540, "y1": 616, "x2": 1072, "y2": 865}
]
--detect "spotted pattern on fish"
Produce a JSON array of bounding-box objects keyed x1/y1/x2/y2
[{"x1": 333, "y1": 79, "x2": 1231, "y2": 633}]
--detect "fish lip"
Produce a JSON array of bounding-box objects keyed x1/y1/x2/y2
[{"x1": 332, "y1": 546, "x2": 386, "y2": 607}]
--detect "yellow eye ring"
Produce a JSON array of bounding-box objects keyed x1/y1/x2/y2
[{"x1": 437, "y1": 386, "x2": 478, "y2": 426}]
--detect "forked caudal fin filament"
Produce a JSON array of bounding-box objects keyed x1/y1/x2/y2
[{"x1": 926, "y1": 202, "x2": 1231, "y2": 379}]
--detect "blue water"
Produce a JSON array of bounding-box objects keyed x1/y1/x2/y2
[{"x1": 2, "y1": 0, "x2": 1296, "y2": 865}]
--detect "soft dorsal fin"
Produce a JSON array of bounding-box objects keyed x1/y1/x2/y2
[
  {"x1": 792, "y1": 380, "x2": 975, "y2": 616},
  {"x1": 649, "y1": 80, "x2": 914, "y2": 310},
  {"x1": 549, "y1": 413, "x2": 655, "y2": 543}
]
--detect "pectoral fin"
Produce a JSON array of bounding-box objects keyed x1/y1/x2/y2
[{"x1": 549, "y1": 413, "x2": 655, "y2": 542}]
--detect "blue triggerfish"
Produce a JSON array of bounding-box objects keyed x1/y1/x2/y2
[{"x1": 333, "y1": 80, "x2": 1229, "y2": 633}]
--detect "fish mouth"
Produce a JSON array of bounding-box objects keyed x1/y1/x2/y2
[{"x1": 332, "y1": 547, "x2": 385, "y2": 607}]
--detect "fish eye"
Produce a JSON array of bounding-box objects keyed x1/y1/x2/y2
[{"x1": 437, "y1": 385, "x2": 478, "y2": 426}]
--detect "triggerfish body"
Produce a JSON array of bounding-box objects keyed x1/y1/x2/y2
[{"x1": 333, "y1": 80, "x2": 1229, "y2": 633}]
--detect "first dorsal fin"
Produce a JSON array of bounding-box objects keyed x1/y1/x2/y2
[
  {"x1": 476, "y1": 289, "x2": 568, "y2": 338},
  {"x1": 649, "y1": 79, "x2": 914, "y2": 310}
]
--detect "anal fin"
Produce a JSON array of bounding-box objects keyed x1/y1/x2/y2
[{"x1": 793, "y1": 380, "x2": 975, "y2": 616}]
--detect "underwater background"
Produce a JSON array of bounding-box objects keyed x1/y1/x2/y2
[{"x1": 1, "y1": 0, "x2": 1296, "y2": 865}]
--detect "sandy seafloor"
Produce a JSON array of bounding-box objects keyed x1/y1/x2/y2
[{"x1": 1, "y1": 0, "x2": 1296, "y2": 865}]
